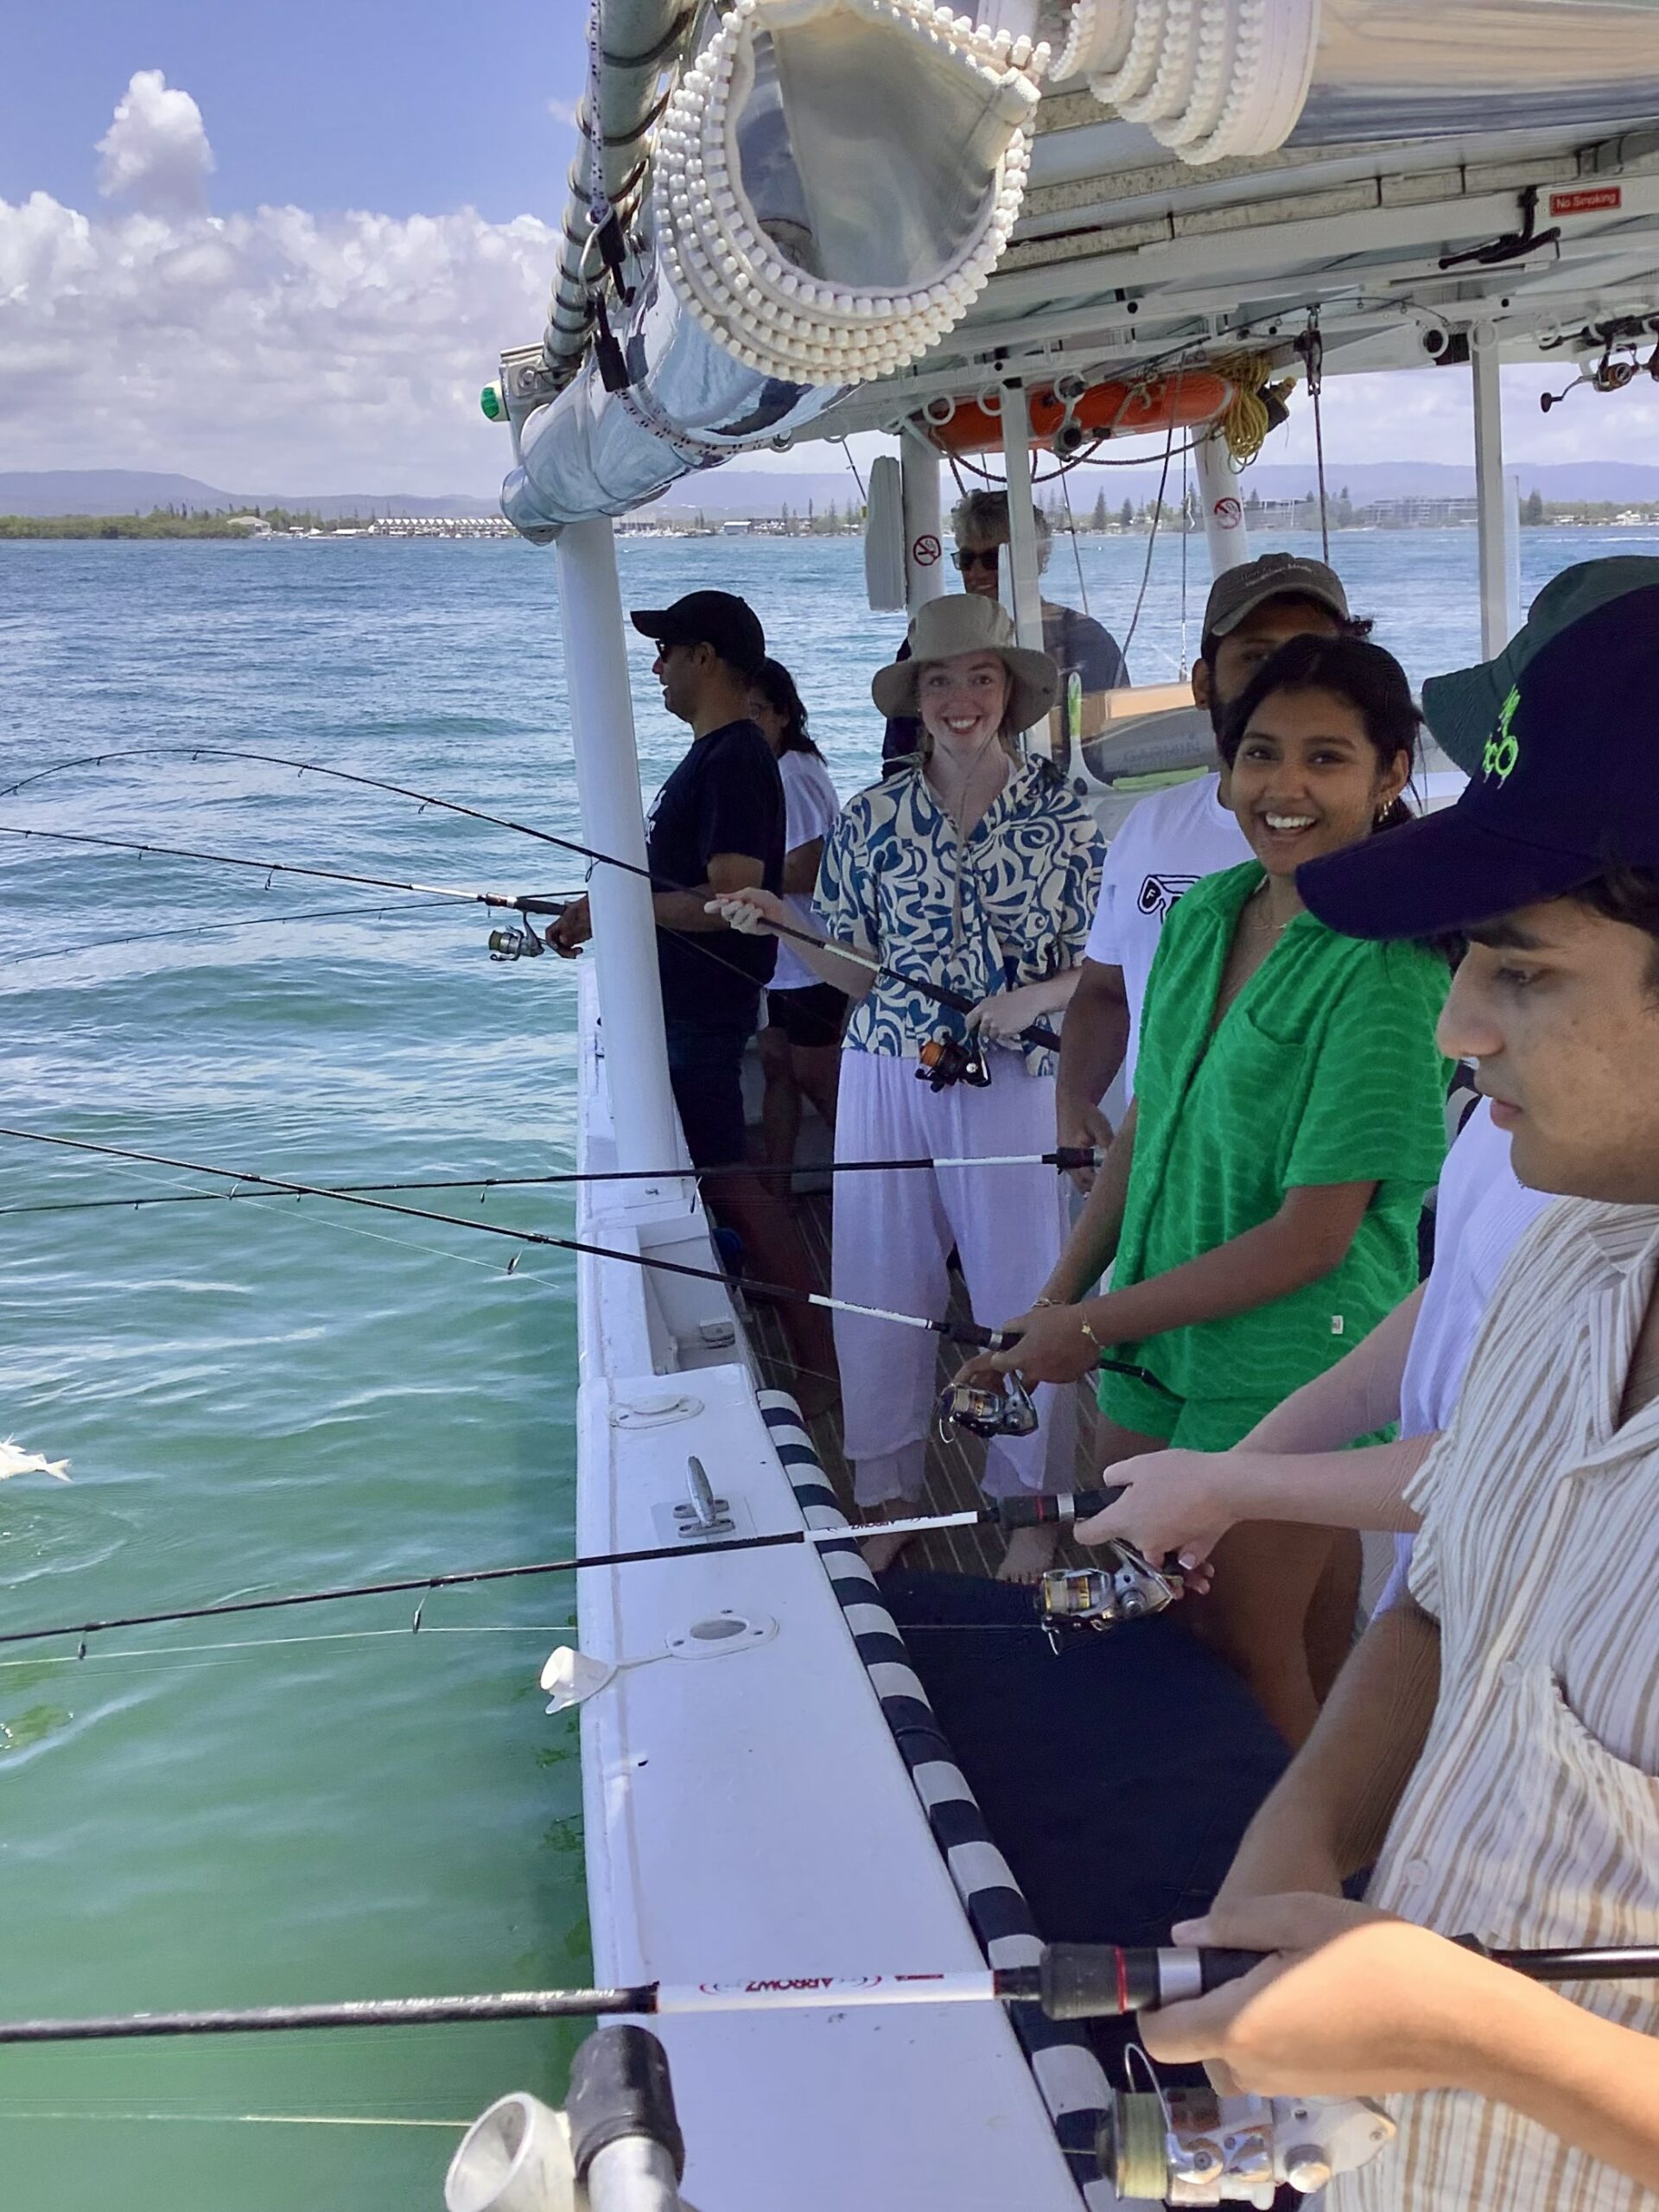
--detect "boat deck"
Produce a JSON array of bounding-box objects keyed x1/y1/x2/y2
[{"x1": 745, "y1": 1185, "x2": 1100, "y2": 1576}]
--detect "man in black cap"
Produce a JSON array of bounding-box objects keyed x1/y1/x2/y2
[
  {"x1": 1139, "y1": 583, "x2": 1659, "y2": 2212},
  {"x1": 551, "y1": 589, "x2": 836, "y2": 1397}
]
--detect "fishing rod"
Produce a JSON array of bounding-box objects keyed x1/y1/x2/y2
[
  {"x1": 0, "y1": 1490, "x2": 1126, "y2": 1652},
  {"x1": 4, "y1": 1936, "x2": 1656, "y2": 2045},
  {"x1": 0, "y1": 823, "x2": 568, "y2": 919},
  {"x1": 0, "y1": 745, "x2": 1065, "y2": 1051},
  {"x1": 6, "y1": 895, "x2": 539, "y2": 968},
  {"x1": 0, "y1": 1147, "x2": 1107, "y2": 1222},
  {"x1": 0, "y1": 1124, "x2": 1095, "y2": 1362}
]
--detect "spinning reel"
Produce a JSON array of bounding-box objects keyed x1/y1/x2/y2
[
  {"x1": 1037, "y1": 1547, "x2": 1183, "y2": 1647},
  {"x1": 936, "y1": 1372, "x2": 1038, "y2": 1441},
  {"x1": 916, "y1": 1033, "x2": 991, "y2": 1092},
  {"x1": 1099, "y1": 2085, "x2": 1394, "y2": 2207},
  {"x1": 486, "y1": 896, "x2": 571, "y2": 962}
]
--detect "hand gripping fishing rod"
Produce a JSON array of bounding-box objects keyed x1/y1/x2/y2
[
  {"x1": 0, "y1": 1488, "x2": 1127, "y2": 1651},
  {"x1": 0, "y1": 745, "x2": 1065, "y2": 1052},
  {"x1": 2, "y1": 1937, "x2": 1655, "y2": 2044}
]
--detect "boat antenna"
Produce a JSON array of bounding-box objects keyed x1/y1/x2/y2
[{"x1": 0, "y1": 747, "x2": 1063, "y2": 1049}]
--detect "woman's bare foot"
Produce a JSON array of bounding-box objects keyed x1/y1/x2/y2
[
  {"x1": 859, "y1": 1506, "x2": 920, "y2": 1576},
  {"x1": 997, "y1": 1522, "x2": 1059, "y2": 1584}
]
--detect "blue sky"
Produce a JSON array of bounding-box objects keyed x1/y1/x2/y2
[
  {"x1": 2, "y1": 3, "x2": 1653, "y2": 493},
  {"x1": 2, "y1": 0, "x2": 587, "y2": 223}
]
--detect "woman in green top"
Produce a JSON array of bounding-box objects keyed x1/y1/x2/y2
[{"x1": 962, "y1": 633, "x2": 1451, "y2": 1738}]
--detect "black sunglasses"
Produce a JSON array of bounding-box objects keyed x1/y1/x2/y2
[{"x1": 952, "y1": 547, "x2": 1001, "y2": 573}]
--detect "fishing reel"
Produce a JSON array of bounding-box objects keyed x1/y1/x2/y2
[
  {"x1": 916, "y1": 1033, "x2": 991, "y2": 1092},
  {"x1": 1098, "y1": 2085, "x2": 1395, "y2": 2207},
  {"x1": 1037, "y1": 1545, "x2": 1182, "y2": 1649},
  {"x1": 936, "y1": 1372, "x2": 1039, "y2": 1441},
  {"x1": 488, "y1": 922, "x2": 545, "y2": 962}
]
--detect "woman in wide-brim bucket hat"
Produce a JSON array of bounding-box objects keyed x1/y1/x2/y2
[
  {"x1": 870, "y1": 592, "x2": 1059, "y2": 737},
  {"x1": 709, "y1": 588, "x2": 1102, "y2": 1576}
]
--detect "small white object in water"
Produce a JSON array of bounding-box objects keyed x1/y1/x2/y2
[{"x1": 0, "y1": 1438, "x2": 72, "y2": 1483}]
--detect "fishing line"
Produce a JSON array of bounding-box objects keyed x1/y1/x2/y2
[
  {"x1": 0, "y1": 1147, "x2": 1104, "y2": 1221},
  {"x1": 0, "y1": 1125, "x2": 1030, "y2": 1353},
  {"x1": 4, "y1": 896, "x2": 485, "y2": 969},
  {"x1": 0, "y1": 747, "x2": 1064, "y2": 1050},
  {"x1": 0, "y1": 1495, "x2": 1118, "y2": 1651},
  {"x1": 8, "y1": 1937, "x2": 1657, "y2": 2044},
  {"x1": 0, "y1": 823, "x2": 563, "y2": 917},
  {"x1": 0, "y1": 1625, "x2": 581, "y2": 1674}
]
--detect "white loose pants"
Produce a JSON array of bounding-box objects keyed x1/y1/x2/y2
[{"x1": 831, "y1": 1049, "x2": 1077, "y2": 1506}]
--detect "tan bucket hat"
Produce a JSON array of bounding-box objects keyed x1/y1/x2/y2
[{"x1": 871, "y1": 594, "x2": 1058, "y2": 732}]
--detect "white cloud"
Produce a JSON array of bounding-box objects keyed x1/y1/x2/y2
[
  {"x1": 547, "y1": 97, "x2": 582, "y2": 129},
  {"x1": 96, "y1": 69, "x2": 216, "y2": 219},
  {"x1": 0, "y1": 81, "x2": 559, "y2": 494}
]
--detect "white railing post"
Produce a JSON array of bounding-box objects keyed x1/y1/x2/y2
[
  {"x1": 900, "y1": 426, "x2": 946, "y2": 613},
  {"x1": 999, "y1": 379, "x2": 1046, "y2": 653},
  {"x1": 553, "y1": 517, "x2": 682, "y2": 1175},
  {"x1": 1472, "y1": 327, "x2": 1520, "y2": 656},
  {"x1": 1194, "y1": 428, "x2": 1252, "y2": 576}
]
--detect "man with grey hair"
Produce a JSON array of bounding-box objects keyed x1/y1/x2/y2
[{"x1": 880, "y1": 487, "x2": 1128, "y2": 765}]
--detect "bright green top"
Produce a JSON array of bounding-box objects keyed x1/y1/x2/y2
[{"x1": 1106, "y1": 861, "x2": 1452, "y2": 1408}]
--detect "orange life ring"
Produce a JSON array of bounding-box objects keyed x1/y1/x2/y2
[{"x1": 918, "y1": 370, "x2": 1234, "y2": 456}]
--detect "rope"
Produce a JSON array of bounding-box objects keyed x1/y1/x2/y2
[
  {"x1": 1059, "y1": 469, "x2": 1090, "y2": 616},
  {"x1": 1300, "y1": 313, "x2": 1331, "y2": 563},
  {"x1": 1117, "y1": 418, "x2": 1176, "y2": 672},
  {"x1": 1211, "y1": 352, "x2": 1295, "y2": 471}
]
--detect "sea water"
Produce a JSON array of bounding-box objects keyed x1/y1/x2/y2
[{"x1": 0, "y1": 522, "x2": 1652, "y2": 2210}]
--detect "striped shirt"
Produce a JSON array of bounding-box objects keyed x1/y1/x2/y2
[{"x1": 1333, "y1": 1197, "x2": 1659, "y2": 2212}]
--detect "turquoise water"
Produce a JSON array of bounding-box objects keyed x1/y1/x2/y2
[{"x1": 0, "y1": 523, "x2": 1652, "y2": 2210}]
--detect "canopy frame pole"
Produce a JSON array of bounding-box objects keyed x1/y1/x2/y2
[
  {"x1": 1471, "y1": 324, "x2": 1521, "y2": 657},
  {"x1": 900, "y1": 426, "x2": 946, "y2": 614},
  {"x1": 1193, "y1": 426, "x2": 1252, "y2": 579},
  {"x1": 999, "y1": 378, "x2": 1046, "y2": 655},
  {"x1": 554, "y1": 518, "x2": 683, "y2": 1180}
]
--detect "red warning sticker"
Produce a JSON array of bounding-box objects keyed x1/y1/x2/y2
[{"x1": 1549, "y1": 186, "x2": 1623, "y2": 218}]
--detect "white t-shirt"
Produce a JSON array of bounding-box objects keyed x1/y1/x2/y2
[
  {"x1": 771, "y1": 748, "x2": 841, "y2": 993},
  {"x1": 1083, "y1": 771, "x2": 1250, "y2": 1095},
  {"x1": 1378, "y1": 1098, "x2": 1554, "y2": 1611}
]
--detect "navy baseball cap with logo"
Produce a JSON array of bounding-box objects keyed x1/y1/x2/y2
[
  {"x1": 1298, "y1": 582, "x2": 1659, "y2": 942},
  {"x1": 630, "y1": 590, "x2": 766, "y2": 676}
]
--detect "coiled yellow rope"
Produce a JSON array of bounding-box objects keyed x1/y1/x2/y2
[{"x1": 1211, "y1": 352, "x2": 1295, "y2": 468}]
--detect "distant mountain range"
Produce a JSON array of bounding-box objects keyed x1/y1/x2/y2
[
  {"x1": 0, "y1": 471, "x2": 499, "y2": 520},
  {"x1": 3, "y1": 458, "x2": 1657, "y2": 524}
]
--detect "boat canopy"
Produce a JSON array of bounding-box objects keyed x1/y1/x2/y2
[{"x1": 497, "y1": 0, "x2": 1659, "y2": 536}]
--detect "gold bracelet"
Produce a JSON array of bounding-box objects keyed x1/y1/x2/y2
[
  {"x1": 1080, "y1": 1311, "x2": 1106, "y2": 1350},
  {"x1": 1031, "y1": 1294, "x2": 1060, "y2": 1310}
]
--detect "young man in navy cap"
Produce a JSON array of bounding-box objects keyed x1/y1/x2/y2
[
  {"x1": 1136, "y1": 582, "x2": 1659, "y2": 2209},
  {"x1": 551, "y1": 589, "x2": 836, "y2": 1399}
]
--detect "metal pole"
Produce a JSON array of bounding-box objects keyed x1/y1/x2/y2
[
  {"x1": 1193, "y1": 428, "x2": 1252, "y2": 577},
  {"x1": 999, "y1": 378, "x2": 1046, "y2": 653},
  {"x1": 900, "y1": 425, "x2": 946, "y2": 613},
  {"x1": 553, "y1": 518, "x2": 682, "y2": 1176},
  {"x1": 1471, "y1": 327, "x2": 1519, "y2": 658}
]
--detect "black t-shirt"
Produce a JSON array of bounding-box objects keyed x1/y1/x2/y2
[
  {"x1": 645, "y1": 718, "x2": 785, "y2": 1022},
  {"x1": 880, "y1": 601, "x2": 1131, "y2": 766}
]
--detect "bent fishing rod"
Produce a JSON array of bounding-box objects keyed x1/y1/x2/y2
[
  {"x1": 4, "y1": 1937, "x2": 1656, "y2": 2045},
  {"x1": 0, "y1": 1146, "x2": 1107, "y2": 1222},
  {"x1": 0, "y1": 1127, "x2": 1147, "y2": 1379},
  {"x1": 0, "y1": 823, "x2": 569, "y2": 919},
  {"x1": 0, "y1": 1490, "x2": 1124, "y2": 1651},
  {"x1": 0, "y1": 744, "x2": 1065, "y2": 1050}
]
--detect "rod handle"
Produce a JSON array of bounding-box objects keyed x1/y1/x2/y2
[
  {"x1": 1033, "y1": 1944, "x2": 1268, "y2": 2020},
  {"x1": 997, "y1": 1487, "x2": 1127, "y2": 1529},
  {"x1": 568, "y1": 2024, "x2": 686, "y2": 2184}
]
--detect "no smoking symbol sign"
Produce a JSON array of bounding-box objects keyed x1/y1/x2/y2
[{"x1": 912, "y1": 534, "x2": 941, "y2": 567}]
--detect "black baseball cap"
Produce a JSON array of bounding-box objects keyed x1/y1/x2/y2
[
  {"x1": 1203, "y1": 552, "x2": 1350, "y2": 643},
  {"x1": 1298, "y1": 583, "x2": 1659, "y2": 941},
  {"x1": 629, "y1": 590, "x2": 766, "y2": 676}
]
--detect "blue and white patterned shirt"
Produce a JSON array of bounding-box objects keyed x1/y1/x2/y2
[{"x1": 815, "y1": 755, "x2": 1104, "y2": 1072}]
